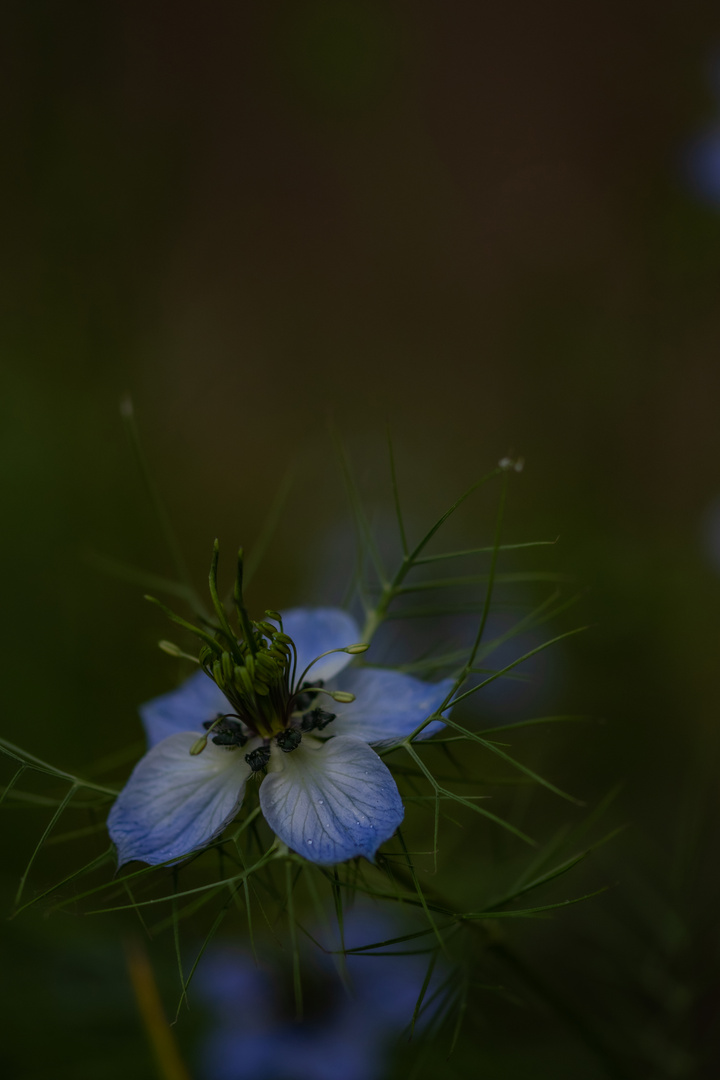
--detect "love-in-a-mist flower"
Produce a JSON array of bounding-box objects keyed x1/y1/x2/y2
[{"x1": 108, "y1": 544, "x2": 453, "y2": 867}]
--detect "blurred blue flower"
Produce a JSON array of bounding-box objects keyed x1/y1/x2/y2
[
  {"x1": 108, "y1": 607, "x2": 453, "y2": 868},
  {"x1": 682, "y1": 56, "x2": 720, "y2": 206},
  {"x1": 193, "y1": 909, "x2": 444, "y2": 1080},
  {"x1": 684, "y1": 127, "x2": 720, "y2": 207}
]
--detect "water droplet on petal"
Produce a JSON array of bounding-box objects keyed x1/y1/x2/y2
[{"x1": 307, "y1": 839, "x2": 313, "y2": 845}]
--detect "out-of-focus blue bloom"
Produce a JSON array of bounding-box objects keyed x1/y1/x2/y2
[
  {"x1": 682, "y1": 57, "x2": 720, "y2": 207},
  {"x1": 193, "y1": 910, "x2": 443, "y2": 1080},
  {"x1": 108, "y1": 608, "x2": 453, "y2": 868},
  {"x1": 684, "y1": 127, "x2": 720, "y2": 207}
]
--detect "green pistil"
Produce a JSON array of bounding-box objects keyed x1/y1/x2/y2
[
  {"x1": 149, "y1": 541, "x2": 296, "y2": 741},
  {"x1": 149, "y1": 541, "x2": 357, "y2": 751}
]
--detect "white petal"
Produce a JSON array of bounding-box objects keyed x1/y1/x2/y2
[
  {"x1": 107, "y1": 733, "x2": 252, "y2": 866},
  {"x1": 259, "y1": 736, "x2": 403, "y2": 865},
  {"x1": 281, "y1": 607, "x2": 361, "y2": 685},
  {"x1": 328, "y1": 667, "x2": 453, "y2": 745},
  {"x1": 140, "y1": 669, "x2": 230, "y2": 749}
]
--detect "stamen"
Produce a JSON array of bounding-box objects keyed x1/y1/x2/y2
[
  {"x1": 145, "y1": 594, "x2": 223, "y2": 656},
  {"x1": 202, "y1": 715, "x2": 248, "y2": 748},
  {"x1": 288, "y1": 684, "x2": 355, "y2": 712},
  {"x1": 211, "y1": 731, "x2": 247, "y2": 747},
  {"x1": 271, "y1": 632, "x2": 298, "y2": 689},
  {"x1": 202, "y1": 714, "x2": 243, "y2": 731},
  {"x1": 157, "y1": 641, "x2": 200, "y2": 663},
  {"x1": 151, "y1": 542, "x2": 312, "y2": 742},
  {"x1": 293, "y1": 643, "x2": 368, "y2": 694},
  {"x1": 190, "y1": 713, "x2": 227, "y2": 756},
  {"x1": 245, "y1": 745, "x2": 271, "y2": 772},
  {"x1": 300, "y1": 707, "x2": 336, "y2": 733},
  {"x1": 295, "y1": 679, "x2": 324, "y2": 712},
  {"x1": 276, "y1": 728, "x2": 302, "y2": 752}
]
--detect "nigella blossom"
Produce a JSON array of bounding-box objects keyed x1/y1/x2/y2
[
  {"x1": 194, "y1": 910, "x2": 443, "y2": 1080},
  {"x1": 108, "y1": 548, "x2": 454, "y2": 867}
]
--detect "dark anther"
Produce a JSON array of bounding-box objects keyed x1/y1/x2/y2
[
  {"x1": 204, "y1": 716, "x2": 247, "y2": 746},
  {"x1": 295, "y1": 680, "x2": 324, "y2": 712},
  {"x1": 301, "y1": 707, "x2": 336, "y2": 732},
  {"x1": 276, "y1": 728, "x2": 302, "y2": 753},
  {"x1": 212, "y1": 731, "x2": 248, "y2": 747},
  {"x1": 245, "y1": 745, "x2": 271, "y2": 772}
]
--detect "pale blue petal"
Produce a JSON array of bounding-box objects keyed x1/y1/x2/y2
[
  {"x1": 140, "y1": 670, "x2": 230, "y2": 749},
  {"x1": 328, "y1": 668, "x2": 454, "y2": 745},
  {"x1": 108, "y1": 733, "x2": 251, "y2": 866},
  {"x1": 281, "y1": 607, "x2": 361, "y2": 685},
  {"x1": 259, "y1": 736, "x2": 403, "y2": 864}
]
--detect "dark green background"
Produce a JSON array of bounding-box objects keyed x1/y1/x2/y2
[{"x1": 3, "y1": 1, "x2": 720, "y2": 1077}]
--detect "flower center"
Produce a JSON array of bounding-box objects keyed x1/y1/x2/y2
[
  {"x1": 199, "y1": 618, "x2": 296, "y2": 739},
  {"x1": 149, "y1": 540, "x2": 365, "y2": 760}
]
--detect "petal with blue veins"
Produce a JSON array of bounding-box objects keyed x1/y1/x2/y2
[
  {"x1": 282, "y1": 607, "x2": 361, "y2": 685},
  {"x1": 328, "y1": 667, "x2": 454, "y2": 745},
  {"x1": 108, "y1": 733, "x2": 251, "y2": 866},
  {"x1": 259, "y1": 736, "x2": 403, "y2": 864},
  {"x1": 140, "y1": 669, "x2": 230, "y2": 749}
]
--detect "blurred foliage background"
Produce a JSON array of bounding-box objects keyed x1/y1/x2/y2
[{"x1": 3, "y1": 1, "x2": 720, "y2": 1077}]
